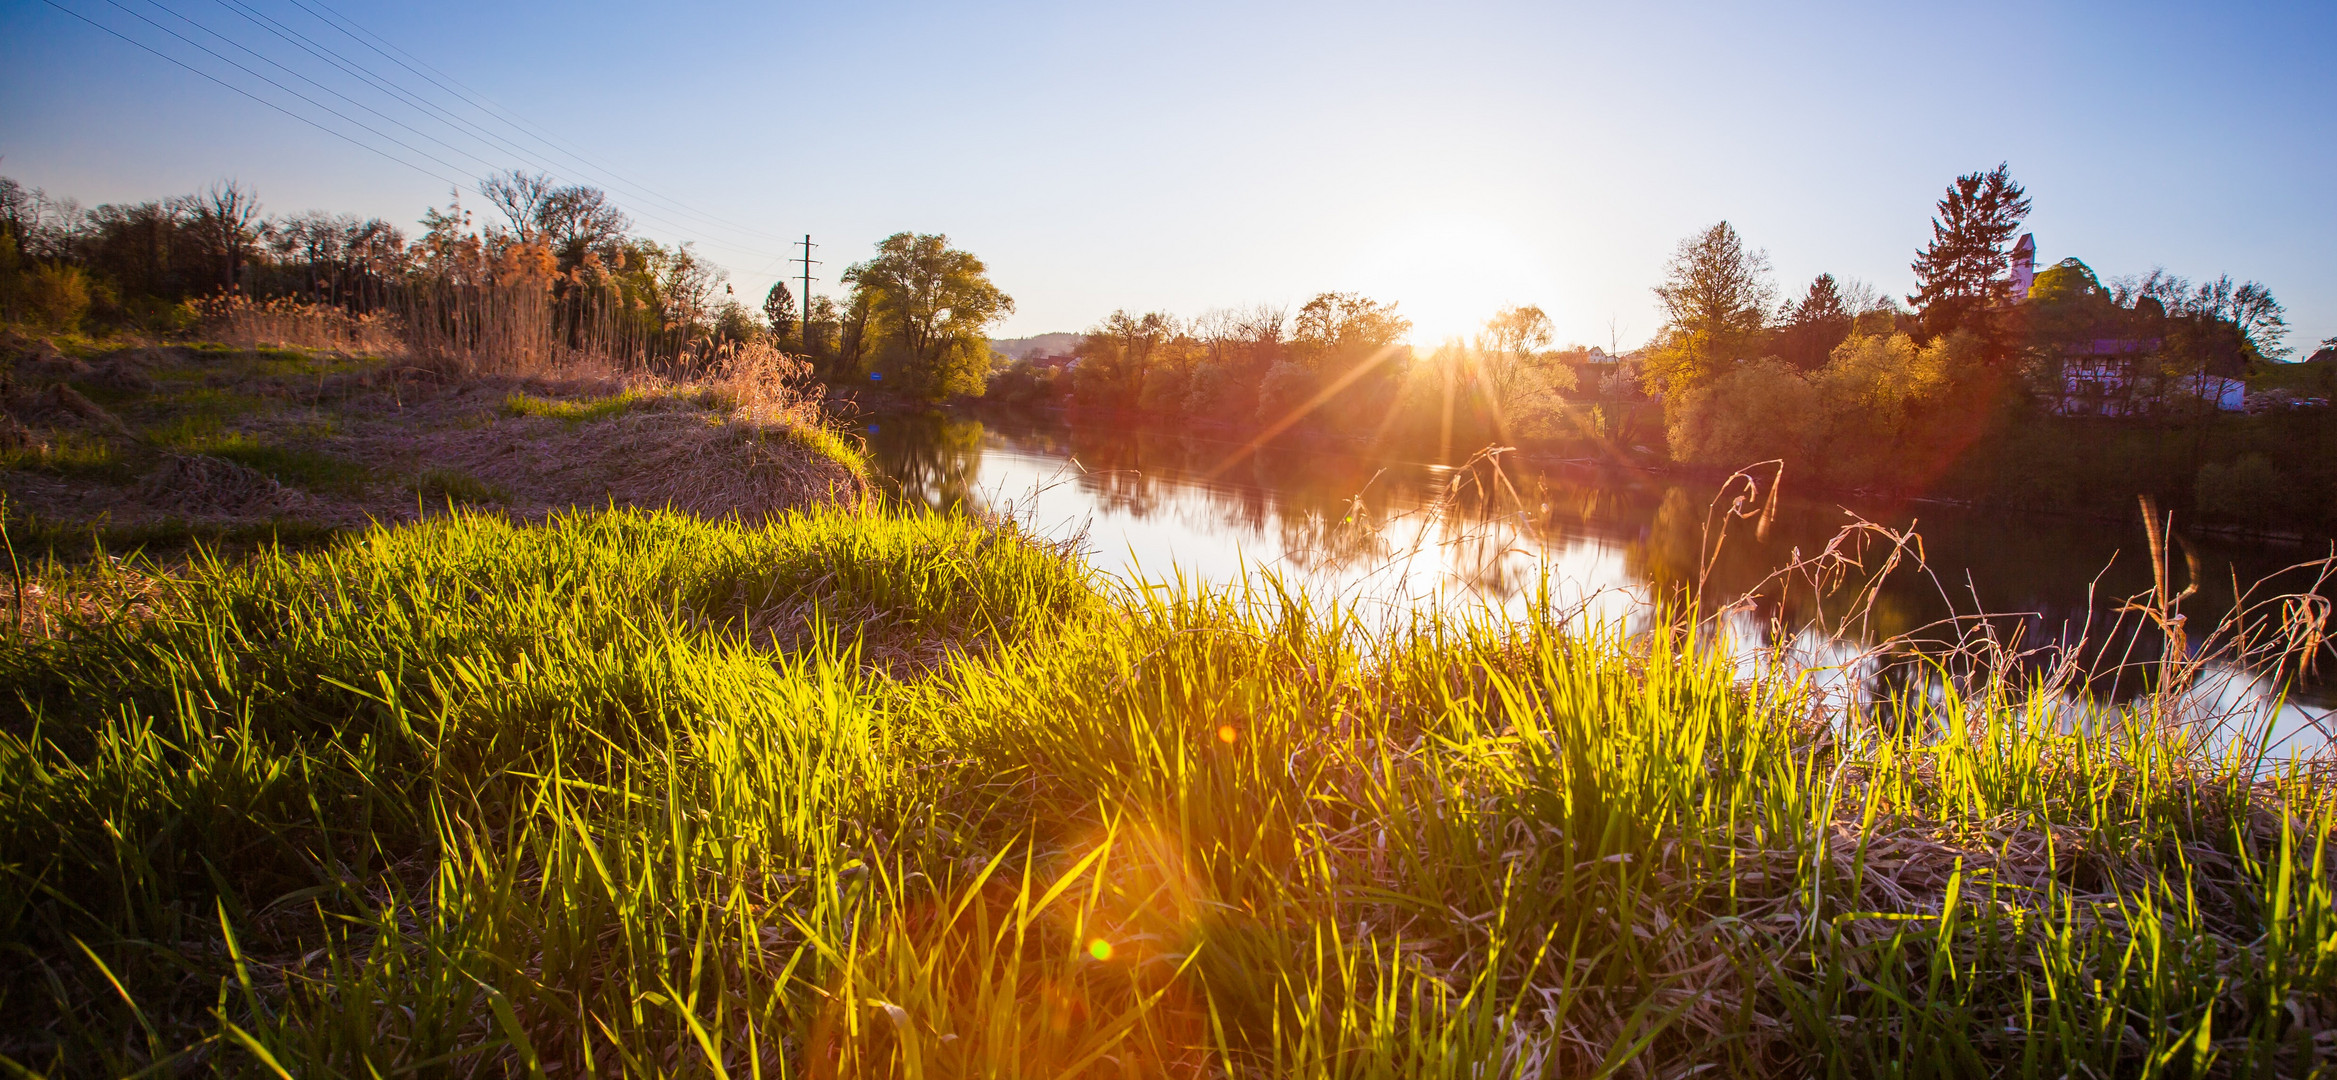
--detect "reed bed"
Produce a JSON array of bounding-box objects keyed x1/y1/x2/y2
[
  {"x1": 0, "y1": 504, "x2": 2333, "y2": 1077},
  {"x1": 196, "y1": 296, "x2": 403, "y2": 356}
]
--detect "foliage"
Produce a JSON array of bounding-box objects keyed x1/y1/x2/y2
[
  {"x1": 1908, "y1": 163, "x2": 2030, "y2": 347},
  {"x1": 1776, "y1": 272, "x2": 1853, "y2": 369},
  {"x1": 845, "y1": 233, "x2": 1014, "y2": 401},
  {"x1": 2194, "y1": 453, "x2": 2287, "y2": 525},
  {"x1": 4, "y1": 506, "x2": 2333, "y2": 1075},
  {"x1": 24, "y1": 263, "x2": 90, "y2": 332},
  {"x1": 1644, "y1": 221, "x2": 1774, "y2": 397},
  {"x1": 1666, "y1": 357, "x2": 1820, "y2": 469},
  {"x1": 762, "y1": 279, "x2": 796, "y2": 341},
  {"x1": 1072, "y1": 309, "x2": 1176, "y2": 412},
  {"x1": 1669, "y1": 331, "x2": 1973, "y2": 488}
]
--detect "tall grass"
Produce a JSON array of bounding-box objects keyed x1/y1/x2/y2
[
  {"x1": 0, "y1": 505, "x2": 2332, "y2": 1076},
  {"x1": 196, "y1": 295, "x2": 402, "y2": 355}
]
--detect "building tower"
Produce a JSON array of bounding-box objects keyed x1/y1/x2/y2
[{"x1": 2009, "y1": 232, "x2": 2037, "y2": 303}]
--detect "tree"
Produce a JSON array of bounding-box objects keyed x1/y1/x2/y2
[
  {"x1": 1073, "y1": 310, "x2": 1176, "y2": 411},
  {"x1": 1644, "y1": 221, "x2": 1774, "y2": 395},
  {"x1": 479, "y1": 169, "x2": 555, "y2": 242},
  {"x1": 843, "y1": 232, "x2": 1013, "y2": 400},
  {"x1": 2189, "y1": 275, "x2": 2288, "y2": 358},
  {"x1": 1287, "y1": 292, "x2": 1411, "y2": 428},
  {"x1": 1777, "y1": 273, "x2": 1853, "y2": 369},
  {"x1": 1908, "y1": 163, "x2": 2030, "y2": 346},
  {"x1": 762, "y1": 281, "x2": 796, "y2": 342},
  {"x1": 198, "y1": 180, "x2": 262, "y2": 293},
  {"x1": 1291, "y1": 292, "x2": 1410, "y2": 371},
  {"x1": 1477, "y1": 305, "x2": 1552, "y2": 398},
  {"x1": 536, "y1": 184, "x2": 628, "y2": 272}
]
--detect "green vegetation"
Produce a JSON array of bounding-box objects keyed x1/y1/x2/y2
[
  {"x1": 503, "y1": 389, "x2": 650, "y2": 423},
  {"x1": 3, "y1": 504, "x2": 2332, "y2": 1075},
  {"x1": 408, "y1": 465, "x2": 510, "y2": 506}
]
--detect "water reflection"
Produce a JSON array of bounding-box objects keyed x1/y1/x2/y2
[{"x1": 863, "y1": 408, "x2": 2335, "y2": 752}]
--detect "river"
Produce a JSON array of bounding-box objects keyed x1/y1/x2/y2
[{"x1": 862, "y1": 406, "x2": 2336, "y2": 753}]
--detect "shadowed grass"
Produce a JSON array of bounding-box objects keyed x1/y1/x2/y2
[{"x1": 0, "y1": 505, "x2": 2330, "y2": 1077}]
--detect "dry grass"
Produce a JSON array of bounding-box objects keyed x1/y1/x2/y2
[
  {"x1": 1, "y1": 329, "x2": 867, "y2": 554},
  {"x1": 195, "y1": 296, "x2": 402, "y2": 355}
]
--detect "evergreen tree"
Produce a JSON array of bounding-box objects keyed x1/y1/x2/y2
[
  {"x1": 1778, "y1": 273, "x2": 1853, "y2": 369},
  {"x1": 1908, "y1": 164, "x2": 2030, "y2": 348},
  {"x1": 762, "y1": 281, "x2": 796, "y2": 342}
]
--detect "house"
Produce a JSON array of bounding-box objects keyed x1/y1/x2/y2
[{"x1": 2017, "y1": 236, "x2": 2247, "y2": 416}]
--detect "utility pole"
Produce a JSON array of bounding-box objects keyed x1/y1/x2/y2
[{"x1": 790, "y1": 235, "x2": 820, "y2": 328}]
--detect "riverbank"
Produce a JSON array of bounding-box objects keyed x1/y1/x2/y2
[
  {"x1": 4, "y1": 502, "x2": 2332, "y2": 1075},
  {"x1": 938, "y1": 377, "x2": 2337, "y2": 545},
  {"x1": 1, "y1": 330, "x2": 865, "y2": 559}
]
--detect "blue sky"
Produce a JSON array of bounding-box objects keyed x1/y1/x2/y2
[{"x1": 4, "y1": 0, "x2": 2331, "y2": 350}]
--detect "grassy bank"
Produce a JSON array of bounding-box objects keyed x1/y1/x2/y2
[
  {"x1": 2, "y1": 505, "x2": 2334, "y2": 1076},
  {"x1": 2, "y1": 331, "x2": 865, "y2": 561}
]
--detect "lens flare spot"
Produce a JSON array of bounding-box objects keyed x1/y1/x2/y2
[
  {"x1": 1087, "y1": 937, "x2": 1114, "y2": 961},
  {"x1": 1217, "y1": 724, "x2": 1238, "y2": 743}
]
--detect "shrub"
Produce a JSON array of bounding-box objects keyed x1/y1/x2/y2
[
  {"x1": 1666, "y1": 358, "x2": 1819, "y2": 470},
  {"x1": 2195, "y1": 452, "x2": 2285, "y2": 524},
  {"x1": 1255, "y1": 360, "x2": 1315, "y2": 427},
  {"x1": 26, "y1": 264, "x2": 90, "y2": 331}
]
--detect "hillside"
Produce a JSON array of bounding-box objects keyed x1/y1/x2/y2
[
  {"x1": 989, "y1": 331, "x2": 1080, "y2": 361},
  {"x1": 0, "y1": 331, "x2": 866, "y2": 555}
]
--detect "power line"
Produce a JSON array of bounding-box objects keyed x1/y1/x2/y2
[
  {"x1": 283, "y1": 0, "x2": 808, "y2": 249},
  {"x1": 195, "y1": 0, "x2": 799, "y2": 267},
  {"x1": 49, "y1": 0, "x2": 810, "y2": 279},
  {"x1": 38, "y1": 0, "x2": 471, "y2": 190},
  {"x1": 92, "y1": 0, "x2": 481, "y2": 180},
  {"x1": 135, "y1": 0, "x2": 508, "y2": 178}
]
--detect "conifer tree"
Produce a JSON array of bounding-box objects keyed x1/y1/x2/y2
[
  {"x1": 762, "y1": 280, "x2": 796, "y2": 342},
  {"x1": 1779, "y1": 273, "x2": 1853, "y2": 369},
  {"x1": 1908, "y1": 164, "x2": 2030, "y2": 348}
]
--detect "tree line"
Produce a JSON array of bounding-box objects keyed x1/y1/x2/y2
[{"x1": 0, "y1": 170, "x2": 1012, "y2": 384}]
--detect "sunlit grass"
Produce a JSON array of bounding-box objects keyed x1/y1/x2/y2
[
  {"x1": 0, "y1": 505, "x2": 2329, "y2": 1075},
  {"x1": 503, "y1": 389, "x2": 649, "y2": 422},
  {"x1": 0, "y1": 428, "x2": 131, "y2": 482}
]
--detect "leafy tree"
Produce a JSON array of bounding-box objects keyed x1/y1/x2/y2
[
  {"x1": 843, "y1": 232, "x2": 1013, "y2": 400},
  {"x1": 1291, "y1": 292, "x2": 1410, "y2": 370},
  {"x1": 1908, "y1": 163, "x2": 2030, "y2": 347},
  {"x1": 1287, "y1": 291, "x2": 1411, "y2": 427},
  {"x1": 1644, "y1": 221, "x2": 1774, "y2": 396},
  {"x1": 536, "y1": 185, "x2": 628, "y2": 273},
  {"x1": 1777, "y1": 274, "x2": 1853, "y2": 369},
  {"x1": 1073, "y1": 310, "x2": 1176, "y2": 411},
  {"x1": 762, "y1": 281, "x2": 796, "y2": 342},
  {"x1": 1470, "y1": 305, "x2": 1577, "y2": 440}
]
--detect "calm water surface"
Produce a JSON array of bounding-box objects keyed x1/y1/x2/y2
[{"x1": 864, "y1": 407, "x2": 2336, "y2": 749}]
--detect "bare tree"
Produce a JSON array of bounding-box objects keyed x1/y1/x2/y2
[
  {"x1": 201, "y1": 180, "x2": 262, "y2": 293},
  {"x1": 479, "y1": 170, "x2": 555, "y2": 242}
]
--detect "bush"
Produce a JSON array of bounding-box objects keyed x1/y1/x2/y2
[
  {"x1": 2195, "y1": 452, "x2": 2286, "y2": 525},
  {"x1": 1666, "y1": 359, "x2": 1820, "y2": 470},
  {"x1": 26, "y1": 264, "x2": 90, "y2": 331},
  {"x1": 1255, "y1": 360, "x2": 1315, "y2": 427}
]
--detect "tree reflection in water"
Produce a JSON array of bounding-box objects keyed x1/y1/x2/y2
[{"x1": 863, "y1": 407, "x2": 2335, "y2": 748}]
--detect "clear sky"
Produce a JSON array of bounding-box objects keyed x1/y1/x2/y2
[{"x1": 4, "y1": 0, "x2": 2331, "y2": 351}]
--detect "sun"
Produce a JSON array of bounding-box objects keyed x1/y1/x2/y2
[{"x1": 1342, "y1": 212, "x2": 1567, "y2": 346}]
